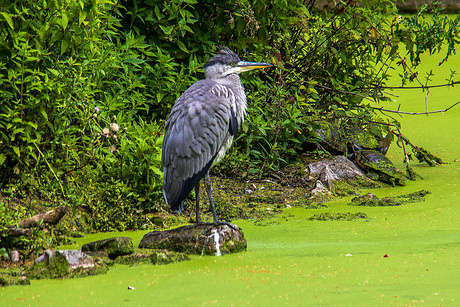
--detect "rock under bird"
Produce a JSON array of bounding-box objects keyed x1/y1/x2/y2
[{"x1": 162, "y1": 47, "x2": 272, "y2": 223}]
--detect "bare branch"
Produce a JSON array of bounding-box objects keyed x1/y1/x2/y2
[
  {"x1": 315, "y1": 82, "x2": 460, "y2": 116},
  {"x1": 314, "y1": 83, "x2": 375, "y2": 102},
  {"x1": 374, "y1": 81, "x2": 460, "y2": 90},
  {"x1": 373, "y1": 100, "x2": 460, "y2": 115}
]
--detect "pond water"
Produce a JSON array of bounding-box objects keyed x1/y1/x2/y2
[{"x1": 1, "y1": 48, "x2": 459, "y2": 307}]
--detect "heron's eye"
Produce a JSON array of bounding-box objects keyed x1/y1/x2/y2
[{"x1": 230, "y1": 62, "x2": 237, "y2": 67}]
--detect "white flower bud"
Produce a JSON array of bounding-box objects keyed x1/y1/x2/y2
[{"x1": 110, "y1": 123, "x2": 119, "y2": 132}]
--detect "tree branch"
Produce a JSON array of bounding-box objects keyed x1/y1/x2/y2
[
  {"x1": 373, "y1": 100, "x2": 460, "y2": 115},
  {"x1": 373, "y1": 81, "x2": 460, "y2": 90},
  {"x1": 315, "y1": 83, "x2": 460, "y2": 116}
]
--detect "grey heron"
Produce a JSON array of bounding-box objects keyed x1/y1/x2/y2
[{"x1": 162, "y1": 47, "x2": 272, "y2": 224}]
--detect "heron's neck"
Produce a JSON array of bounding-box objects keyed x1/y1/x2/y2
[{"x1": 211, "y1": 74, "x2": 247, "y2": 125}]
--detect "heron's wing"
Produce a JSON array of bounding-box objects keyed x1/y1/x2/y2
[{"x1": 162, "y1": 80, "x2": 237, "y2": 210}]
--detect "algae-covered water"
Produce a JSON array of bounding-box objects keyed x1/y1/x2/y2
[{"x1": 2, "y1": 52, "x2": 459, "y2": 306}]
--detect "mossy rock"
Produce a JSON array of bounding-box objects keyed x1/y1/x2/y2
[
  {"x1": 114, "y1": 249, "x2": 190, "y2": 266},
  {"x1": 396, "y1": 190, "x2": 431, "y2": 202},
  {"x1": 244, "y1": 194, "x2": 285, "y2": 205},
  {"x1": 308, "y1": 212, "x2": 368, "y2": 221},
  {"x1": 349, "y1": 190, "x2": 431, "y2": 207},
  {"x1": 139, "y1": 223, "x2": 247, "y2": 256},
  {"x1": 81, "y1": 237, "x2": 134, "y2": 260},
  {"x1": 252, "y1": 217, "x2": 281, "y2": 226},
  {"x1": 27, "y1": 250, "x2": 108, "y2": 280},
  {"x1": 28, "y1": 251, "x2": 70, "y2": 279},
  {"x1": 0, "y1": 269, "x2": 30, "y2": 286},
  {"x1": 349, "y1": 193, "x2": 404, "y2": 207}
]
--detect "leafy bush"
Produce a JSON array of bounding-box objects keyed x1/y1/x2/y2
[{"x1": 0, "y1": 0, "x2": 165, "y2": 231}]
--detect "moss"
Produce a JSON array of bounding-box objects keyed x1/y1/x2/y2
[
  {"x1": 70, "y1": 258, "x2": 109, "y2": 278},
  {"x1": 252, "y1": 217, "x2": 281, "y2": 226},
  {"x1": 395, "y1": 189, "x2": 431, "y2": 202},
  {"x1": 346, "y1": 127, "x2": 380, "y2": 150},
  {"x1": 349, "y1": 190, "x2": 431, "y2": 207},
  {"x1": 27, "y1": 252, "x2": 69, "y2": 280},
  {"x1": 308, "y1": 212, "x2": 369, "y2": 221},
  {"x1": 332, "y1": 180, "x2": 360, "y2": 196},
  {"x1": 139, "y1": 224, "x2": 247, "y2": 255},
  {"x1": 349, "y1": 194, "x2": 403, "y2": 207},
  {"x1": 222, "y1": 238, "x2": 247, "y2": 254},
  {"x1": 81, "y1": 237, "x2": 134, "y2": 260},
  {"x1": 114, "y1": 249, "x2": 190, "y2": 266},
  {"x1": 0, "y1": 269, "x2": 30, "y2": 286},
  {"x1": 245, "y1": 194, "x2": 284, "y2": 205},
  {"x1": 413, "y1": 146, "x2": 444, "y2": 166},
  {"x1": 215, "y1": 197, "x2": 244, "y2": 222},
  {"x1": 306, "y1": 202, "x2": 329, "y2": 209}
]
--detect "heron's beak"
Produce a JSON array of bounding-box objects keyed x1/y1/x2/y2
[{"x1": 236, "y1": 61, "x2": 272, "y2": 72}]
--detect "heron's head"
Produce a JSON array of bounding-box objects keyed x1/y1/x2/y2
[{"x1": 204, "y1": 47, "x2": 272, "y2": 81}]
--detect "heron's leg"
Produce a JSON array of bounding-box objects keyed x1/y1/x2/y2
[
  {"x1": 195, "y1": 184, "x2": 201, "y2": 224},
  {"x1": 204, "y1": 172, "x2": 239, "y2": 230},
  {"x1": 205, "y1": 171, "x2": 219, "y2": 223}
]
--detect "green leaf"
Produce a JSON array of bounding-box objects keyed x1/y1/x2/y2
[
  {"x1": 40, "y1": 109, "x2": 49, "y2": 121},
  {"x1": 61, "y1": 39, "x2": 70, "y2": 55},
  {"x1": 159, "y1": 25, "x2": 173, "y2": 35},
  {"x1": 154, "y1": 6, "x2": 162, "y2": 19},
  {"x1": 0, "y1": 153, "x2": 6, "y2": 166},
  {"x1": 61, "y1": 13, "x2": 69, "y2": 30},
  {"x1": 13, "y1": 146, "x2": 20, "y2": 158},
  {"x1": 177, "y1": 41, "x2": 189, "y2": 53},
  {"x1": 47, "y1": 68, "x2": 60, "y2": 76},
  {"x1": 79, "y1": 10, "x2": 87, "y2": 24},
  {"x1": 26, "y1": 121, "x2": 38, "y2": 129},
  {"x1": 1, "y1": 12, "x2": 14, "y2": 30},
  {"x1": 156, "y1": 92, "x2": 164, "y2": 103}
]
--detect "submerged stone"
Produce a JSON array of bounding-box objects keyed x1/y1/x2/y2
[
  {"x1": 28, "y1": 250, "x2": 107, "y2": 280},
  {"x1": 139, "y1": 223, "x2": 247, "y2": 256},
  {"x1": 349, "y1": 193, "x2": 403, "y2": 207},
  {"x1": 349, "y1": 190, "x2": 431, "y2": 207},
  {"x1": 0, "y1": 269, "x2": 29, "y2": 286},
  {"x1": 114, "y1": 249, "x2": 190, "y2": 265},
  {"x1": 308, "y1": 212, "x2": 368, "y2": 221},
  {"x1": 81, "y1": 237, "x2": 134, "y2": 259},
  {"x1": 308, "y1": 155, "x2": 366, "y2": 189}
]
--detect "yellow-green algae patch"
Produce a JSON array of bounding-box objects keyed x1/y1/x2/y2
[{"x1": 1, "y1": 46, "x2": 460, "y2": 307}]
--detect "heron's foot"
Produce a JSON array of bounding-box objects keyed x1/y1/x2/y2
[
  {"x1": 212, "y1": 221, "x2": 240, "y2": 231},
  {"x1": 193, "y1": 220, "x2": 240, "y2": 231}
]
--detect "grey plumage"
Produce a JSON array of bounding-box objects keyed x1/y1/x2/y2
[{"x1": 162, "y1": 47, "x2": 271, "y2": 223}]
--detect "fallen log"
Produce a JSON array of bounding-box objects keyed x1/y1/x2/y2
[
  {"x1": 17, "y1": 206, "x2": 67, "y2": 228},
  {"x1": 3, "y1": 206, "x2": 67, "y2": 237}
]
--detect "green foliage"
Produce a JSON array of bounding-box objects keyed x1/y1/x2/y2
[
  {"x1": 217, "y1": 0, "x2": 458, "y2": 177},
  {"x1": 0, "y1": 199, "x2": 48, "y2": 256},
  {"x1": 394, "y1": 1, "x2": 460, "y2": 67},
  {"x1": 0, "y1": 0, "x2": 165, "y2": 231}
]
